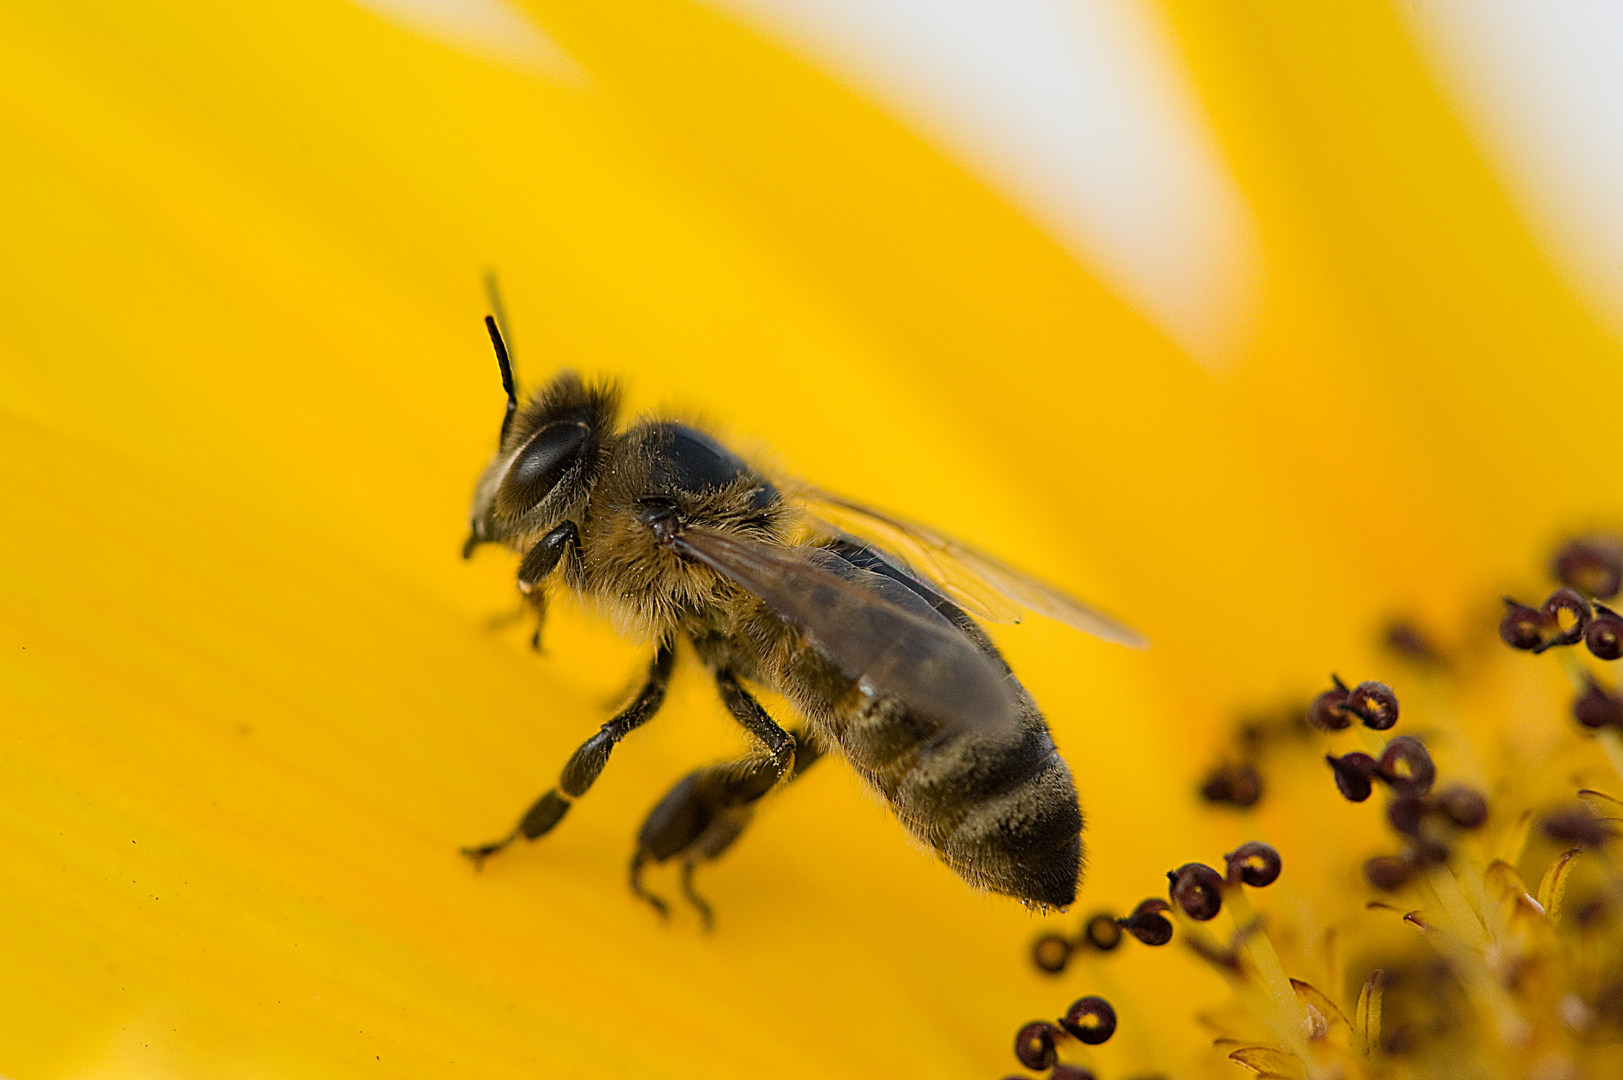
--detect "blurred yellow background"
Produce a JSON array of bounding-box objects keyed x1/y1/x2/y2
[{"x1": 1, "y1": 1, "x2": 1620, "y2": 1077}]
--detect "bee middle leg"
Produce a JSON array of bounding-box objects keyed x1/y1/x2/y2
[
  {"x1": 630, "y1": 678, "x2": 825, "y2": 928},
  {"x1": 461, "y1": 636, "x2": 677, "y2": 867}
]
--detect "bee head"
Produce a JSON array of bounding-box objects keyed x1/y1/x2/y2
[{"x1": 464, "y1": 318, "x2": 619, "y2": 556}]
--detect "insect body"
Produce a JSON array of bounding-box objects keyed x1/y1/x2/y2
[{"x1": 461, "y1": 318, "x2": 1143, "y2": 923}]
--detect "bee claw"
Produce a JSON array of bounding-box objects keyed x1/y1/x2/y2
[{"x1": 460, "y1": 830, "x2": 519, "y2": 871}]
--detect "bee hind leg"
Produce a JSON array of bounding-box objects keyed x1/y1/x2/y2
[
  {"x1": 629, "y1": 723, "x2": 824, "y2": 929},
  {"x1": 680, "y1": 856, "x2": 714, "y2": 932},
  {"x1": 628, "y1": 848, "x2": 669, "y2": 919}
]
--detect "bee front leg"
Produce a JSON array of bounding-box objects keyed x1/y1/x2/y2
[
  {"x1": 522, "y1": 589, "x2": 547, "y2": 652},
  {"x1": 461, "y1": 636, "x2": 676, "y2": 868},
  {"x1": 513, "y1": 520, "x2": 580, "y2": 651}
]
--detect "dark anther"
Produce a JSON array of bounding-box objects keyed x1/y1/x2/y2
[
  {"x1": 1499, "y1": 598, "x2": 1551, "y2": 651},
  {"x1": 1541, "y1": 806, "x2": 1615, "y2": 848},
  {"x1": 1536, "y1": 587, "x2": 1592, "y2": 652},
  {"x1": 1014, "y1": 1022, "x2": 1063, "y2": 1070},
  {"x1": 1586, "y1": 605, "x2": 1623, "y2": 661},
  {"x1": 1118, "y1": 899, "x2": 1174, "y2": 946},
  {"x1": 1574, "y1": 678, "x2": 1623, "y2": 730},
  {"x1": 1225, "y1": 841, "x2": 1282, "y2": 887},
  {"x1": 1345, "y1": 681, "x2": 1400, "y2": 730},
  {"x1": 1378, "y1": 736, "x2": 1436, "y2": 796},
  {"x1": 1048, "y1": 1065, "x2": 1097, "y2": 1080},
  {"x1": 1326, "y1": 751, "x2": 1379, "y2": 803},
  {"x1": 1364, "y1": 854, "x2": 1416, "y2": 892},
  {"x1": 1167, "y1": 863, "x2": 1225, "y2": 921},
  {"x1": 1031, "y1": 933, "x2": 1072, "y2": 974},
  {"x1": 1410, "y1": 836, "x2": 1452, "y2": 865},
  {"x1": 1384, "y1": 620, "x2": 1446, "y2": 666},
  {"x1": 1434, "y1": 785, "x2": 1489, "y2": 829},
  {"x1": 1059, "y1": 996, "x2": 1117, "y2": 1046},
  {"x1": 1308, "y1": 681, "x2": 1353, "y2": 731},
  {"x1": 1573, "y1": 897, "x2": 1611, "y2": 930},
  {"x1": 1199, "y1": 762, "x2": 1263, "y2": 808},
  {"x1": 1553, "y1": 537, "x2": 1623, "y2": 600},
  {"x1": 1386, "y1": 794, "x2": 1429, "y2": 837},
  {"x1": 1083, "y1": 913, "x2": 1123, "y2": 952}
]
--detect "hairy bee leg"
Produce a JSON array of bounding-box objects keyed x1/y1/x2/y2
[
  {"x1": 679, "y1": 859, "x2": 713, "y2": 932},
  {"x1": 629, "y1": 724, "x2": 825, "y2": 928},
  {"x1": 713, "y1": 670, "x2": 796, "y2": 795},
  {"x1": 515, "y1": 520, "x2": 579, "y2": 653},
  {"x1": 460, "y1": 637, "x2": 677, "y2": 868},
  {"x1": 628, "y1": 849, "x2": 670, "y2": 920},
  {"x1": 525, "y1": 589, "x2": 547, "y2": 652}
]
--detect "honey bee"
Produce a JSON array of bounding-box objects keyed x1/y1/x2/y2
[{"x1": 460, "y1": 315, "x2": 1144, "y2": 926}]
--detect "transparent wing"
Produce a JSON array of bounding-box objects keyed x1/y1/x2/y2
[
  {"x1": 670, "y1": 527, "x2": 1019, "y2": 735},
  {"x1": 787, "y1": 484, "x2": 1149, "y2": 650}
]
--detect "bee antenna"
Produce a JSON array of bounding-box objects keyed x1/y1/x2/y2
[
  {"x1": 483, "y1": 271, "x2": 519, "y2": 444},
  {"x1": 485, "y1": 314, "x2": 518, "y2": 445}
]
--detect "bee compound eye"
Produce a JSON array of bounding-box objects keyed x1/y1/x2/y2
[{"x1": 497, "y1": 420, "x2": 590, "y2": 515}]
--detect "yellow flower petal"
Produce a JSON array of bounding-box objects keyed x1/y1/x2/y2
[{"x1": 3, "y1": 1, "x2": 1622, "y2": 1078}]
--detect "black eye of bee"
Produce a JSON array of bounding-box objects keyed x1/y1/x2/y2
[{"x1": 498, "y1": 420, "x2": 591, "y2": 514}]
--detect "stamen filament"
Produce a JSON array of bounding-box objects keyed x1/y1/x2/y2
[
  {"x1": 1599, "y1": 728, "x2": 1623, "y2": 786},
  {"x1": 1220, "y1": 887, "x2": 1321, "y2": 1071},
  {"x1": 1411, "y1": 880, "x2": 1529, "y2": 1058}
]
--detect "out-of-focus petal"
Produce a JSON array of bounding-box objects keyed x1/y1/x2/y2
[{"x1": 698, "y1": 0, "x2": 1263, "y2": 366}]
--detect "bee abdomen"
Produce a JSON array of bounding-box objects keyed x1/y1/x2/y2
[
  {"x1": 932, "y1": 747, "x2": 1082, "y2": 909},
  {"x1": 838, "y1": 700, "x2": 1084, "y2": 910}
]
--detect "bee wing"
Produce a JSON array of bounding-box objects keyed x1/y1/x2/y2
[
  {"x1": 670, "y1": 527, "x2": 1019, "y2": 735},
  {"x1": 788, "y1": 485, "x2": 1149, "y2": 650}
]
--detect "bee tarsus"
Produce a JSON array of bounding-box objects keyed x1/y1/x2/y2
[{"x1": 459, "y1": 638, "x2": 676, "y2": 867}]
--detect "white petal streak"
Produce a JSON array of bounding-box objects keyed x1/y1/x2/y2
[
  {"x1": 700, "y1": 0, "x2": 1263, "y2": 370},
  {"x1": 349, "y1": 0, "x2": 587, "y2": 83},
  {"x1": 1401, "y1": 0, "x2": 1623, "y2": 340}
]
